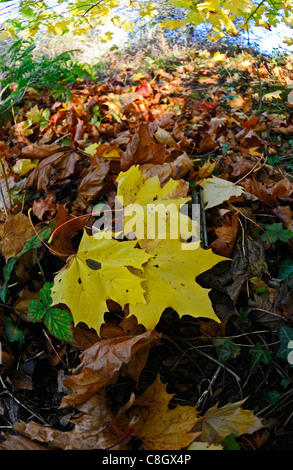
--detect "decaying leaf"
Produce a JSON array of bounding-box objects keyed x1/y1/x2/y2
[
  {"x1": 113, "y1": 375, "x2": 201, "y2": 450},
  {"x1": 120, "y1": 122, "x2": 167, "y2": 170},
  {"x1": 196, "y1": 399, "x2": 265, "y2": 444},
  {"x1": 0, "y1": 212, "x2": 35, "y2": 261},
  {"x1": 60, "y1": 330, "x2": 161, "y2": 408}
]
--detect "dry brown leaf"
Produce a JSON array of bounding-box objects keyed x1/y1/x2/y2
[
  {"x1": 104, "y1": 91, "x2": 144, "y2": 116},
  {"x1": 60, "y1": 331, "x2": 161, "y2": 408},
  {"x1": 210, "y1": 211, "x2": 239, "y2": 257},
  {"x1": 21, "y1": 150, "x2": 80, "y2": 192},
  {"x1": 121, "y1": 122, "x2": 167, "y2": 171},
  {"x1": 197, "y1": 159, "x2": 218, "y2": 179},
  {"x1": 32, "y1": 192, "x2": 57, "y2": 220},
  {"x1": 0, "y1": 433, "x2": 53, "y2": 450},
  {"x1": 13, "y1": 391, "x2": 132, "y2": 450},
  {"x1": 48, "y1": 203, "x2": 88, "y2": 260},
  {"x1": 0, "y1": 212, "x2": 34, "y2": 261},
  {"x1": 76, "y1": 156, "x2": 112, "y2": 209},
  {"x1": 112, "y1": 374, "x2": 201, "y2": 450},
  {"x1": 0, "y1": 351, "x2": 15, "y2": 370},
  {"x1": 140, "y1": 153, "x2": 193, "y2": 183},
  {"x1": 196, "y1": 399, "x2": 265, "y2": 444},
  {"x1": 21, "y1": 142, "x2": 66, "y2": 160},
  {"x1": 241, "y1": 177, "x2": 293, "y2": 207},
  {"x1": 6, "y1": 369, "x2": 33, "y2": 390},
  {"x1": 132, "y1": 377, "x2": 201, "y2": 449}
]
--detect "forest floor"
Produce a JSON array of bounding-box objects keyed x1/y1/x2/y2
[{"x1": 1, "y1": 45, "x2": 293, "y2": 450}]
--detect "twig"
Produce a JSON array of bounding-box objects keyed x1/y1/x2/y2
[
  {"x1": 43, "y1": 330, "x2": 72, "y2": 372},
  {"x1": 189, "y1": 346, "x2": 243, "y2": 399},
  {"x1": 104, "y1": 416, "x2": 139, "y2": 450},
  {"x1": 0, "y1": 375, "x2": 48, "y2": 424},
  {"x1": 0, "y1": 181, "x2": 8, "y2": 217},
  {"x1": 0, "y1": 156, "x2": 11, "y2": 212}
]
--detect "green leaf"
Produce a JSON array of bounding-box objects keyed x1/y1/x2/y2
[
  {"x1": 39, "y1": 282, "x2": 53, "y2": 306},
  {"x1": 278, "y1": 258, "x2": 293, "y2": 286},
  {"x1": 213, "y1": 338, "x2": 240, "y2": 362},
  {"x1": 0, "y1": 257, "x2": 17, "y2": 302},
  {"x1": 5, "y1": 317, "x2": 25, "y2": 344},
  {"x1": 260, "y1": 223, "x2": 282, "y2": 243},
  {"x1": 45, "y1": 307, "x2": 73, "y2": 342},
  {"x1": 278, "y1": 229, "x2": 293, "y2": 243},
  {"x1": 28, "y1": 299, "x2": 47, "y2": 322},
  {"x1": 277, "y1": 326, "x2": 293, "y2": 365},
  {"x1": 28, "y1": 282, "x2": 73, "y2": 341},
  {"x1": 0, "y1": 227, "x2": 51, "y2": 302},
  {"x1": 238, "y1": 307, "x2": 251, "y2": 325},
  {"x1": 281, "y1": 379, "x2": 290, "y2": 389},
  {"x1": 260, "y1": 223, "x2": 293, "y2": 244},
  {"x1": 222, "y1": 433, "x2": 240, "y2": 450},
  {"x1": 249, "y1": 343, "x2": 272, "y2": 372},
  {"x1": 267, "y1": 154, "x2": 279, "y2": 165},
  {"x1": 111, "y1": 112, "x2": 122, "y2": 123},
  {"x1": 266, "y1": 390, "x2": 280, "y2": 405}
]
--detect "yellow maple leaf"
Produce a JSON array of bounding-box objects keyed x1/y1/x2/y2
[
  {"x1": 84, "y1": 143, "x2": 99, "y2": 157},
  {"x1": 51, "y1": 231, "x2": 152, "y2": 333},
  {"x1": 263, "y1": 89, "x2": 283, "y2": 101},
  {"x1": 104, "y1": 92, "x2": 143, "y2": 116},
  {"x1": 199, "y1": 176, "x2": 244, "y2": 210},
  {"x1": 159, "y1": 20, "x2": 185, "y2": 29},
  {"x1": 129, "y1": 238, "x2": 227, "y2": 330},
  {"x1": 126, "y1": 375, "x2": 202, "y2": 450},
  {"x1": 213, "y1": 51, "x2": 226, "y2": 62},
  {"x1": 26, "y1": 105, "x2": 42, "y2": 123},
  {"x1": 12, "y1": 158, "x2": 38, "y2": 176},
  {"x1": 187, "y1": 441, "x2": 223, "y2": 450},
  {"x1": 223, "y1": 0, "x2": 253, "y2": 15},
  {"x1": 116, "y1": 165, "x2": 198, "y2": 241},
  {"x1": 198, "y1": 399, "x2": 265, "y2": 443}
]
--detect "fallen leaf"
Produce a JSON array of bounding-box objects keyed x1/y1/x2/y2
[
  {"x1": 51, "y1": 230, "x2": 152, "y2": 333},
  {"x1": 121, "y1": 122, "x2": 167, "y2": 171},
  {"x1": 104, "y1": 91, "x2": 144, "y2": 116},
  {"x1": 241, "y1": 177, "x2": 293, "y2": 207},
  {"x1": 115, "y1": 375, "x2": 201, "y2": 450},
  {"x1": 0, "y1": 433, "x2": 52, "y2": 450},
  {"x1": 187, "y1": 441, "x2": 223, "y2": 450},
  {"x1": 129, "y1": 238, "x2": 228, "y2": 330},
  {"x1": 21, "y1": 150, "x2": 80, "y2": 192},
  {"x1": 76, "y1": 156, "x2": 112, "y2": 209},
  {"x1": 32, "y1": 192, "x2": 56, "y2": 220},
  {"x1": 60, "y1": 330, "x2": 161, "y2": 408},
  {"x1": 140, "y1": 153, "x2": 193, "y2": 184},
  {"x1": 21, "y1": 142, "x2": 66, "y2": 160},
  {"x1": 12, "y1": 158, "x2": 38, "y2": 176},
  {"x1": 199, "y1": 176, "x2": 244, "y2": 209},
  {"x1": 197, "y1": 399, "x2": 265, "y2": 444},
  {"x1": 210, "y1": 211, "x2": 239, "y2": 257},
  {"x1": 263, "y1": 89, "x2": 283, "y2": 101},
  {"x1": 0, "y1": 212, "x2": 34, "y2": 261},
  {"x1": 116, "y1": 165, "x2": 196, "y2": 241}
]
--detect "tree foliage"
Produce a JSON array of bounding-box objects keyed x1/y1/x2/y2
[{"x1": 1, "y1": 0, "x2": 293, "y2": 45}]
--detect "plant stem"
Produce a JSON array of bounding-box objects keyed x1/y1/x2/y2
[{"x1": 0, "y1": 156, "x2": 11, "y2": 212}]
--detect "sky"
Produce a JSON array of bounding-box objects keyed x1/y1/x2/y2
[{"x1": 0, "y1": 0, "x2": 293, "y2": 55}]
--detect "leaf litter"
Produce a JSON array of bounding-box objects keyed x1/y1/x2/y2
[{"x1": 2, "y1": 46, "x2": 293, "y2": 450}]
